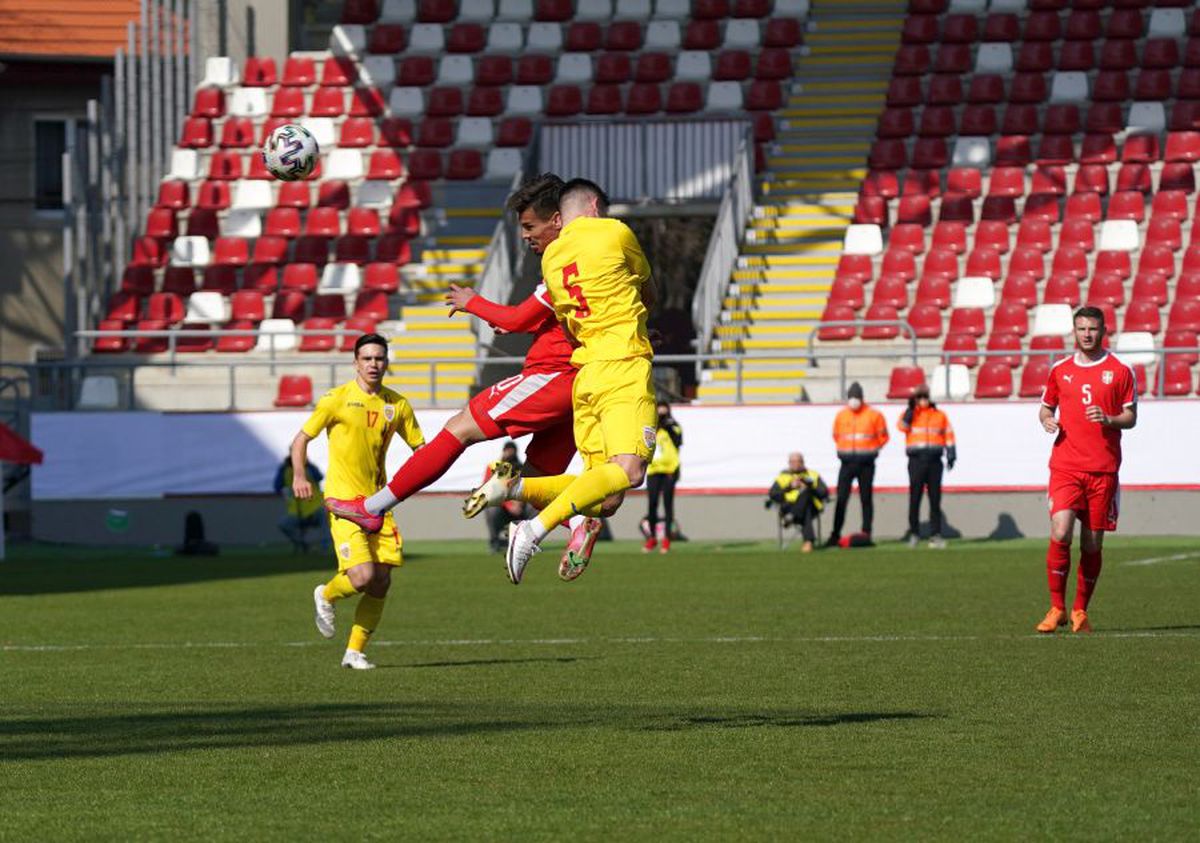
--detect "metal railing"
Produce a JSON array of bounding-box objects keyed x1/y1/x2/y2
[{"x1": 692, "y1": 130, "x2": 755, "y2": 378}]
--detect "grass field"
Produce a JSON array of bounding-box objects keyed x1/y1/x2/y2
[{"x1": 2, "y1": 536, "x2": 1198, "y2": 841}]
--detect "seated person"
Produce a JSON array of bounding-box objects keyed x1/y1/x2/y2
[
  {"x1": 486, "y1": 441, "x2": 530, "y2": 553},
  {"x1": 274, "y1": 454, "x2": 325, "y2": 553},
  {"x1": 766, "y1": 452, "x2": 829, "y2": 553}
]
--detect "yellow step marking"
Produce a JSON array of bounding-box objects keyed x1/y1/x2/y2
[
  {"x1": 388, "y1": 362, "x2": 474, "y2": 373},
  {"x1": 708, "y1": 369, "x2": 808, "y2": 381}
]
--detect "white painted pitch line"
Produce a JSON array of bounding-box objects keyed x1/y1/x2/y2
[
  {"x1": 1122, "y1": 551, "x2": 1200, "y2": 567},
  {"x1": 3, "y1": 630, "x2": 1199, "y2": 654}
]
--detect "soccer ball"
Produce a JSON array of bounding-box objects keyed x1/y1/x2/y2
[{"x1": 262, "y1": 123, "x2": 319, "y2": 182}]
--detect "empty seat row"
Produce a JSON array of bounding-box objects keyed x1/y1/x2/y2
[
  {"x1": 119, "y1": 262, "x2": 409, "y2": 297},
  {"x1": 861, "y1": 164, "x2": 1200, "y2": 203},
  {"x1": 893, "y1": 39, "x2": 1200, "y2": 77},
  {"x1": 886, "y1": 70, "x2": 1200, "y2": 109},
  {"x1": 903, "y1": 8, "x2": 1190, "y2": 45},
  {"x1": 95, "y1": 315, "x2": 385, "y2": 355},
  {"x1": 127, "y1": 232, "x2": 417, "y2": 268},
  {"x1": 157, "y1": 177, "x2": 432, "y2": 214},
  {"x1": 344, "y1": 0, "x2": 810, "y2": 26}
]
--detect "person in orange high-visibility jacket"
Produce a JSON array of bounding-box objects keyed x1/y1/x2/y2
[
  {"x1": 827, "y1": 382, "x2": 889, "y2": 545},
  {"x1": 897, "y1": 384, "x2": 957, "y2": 549}
]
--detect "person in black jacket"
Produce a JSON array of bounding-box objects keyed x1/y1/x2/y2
[
  {"x1": 644, "y1": 401, "x2": 683, "y2": 553},
  {"x1": 766, "y1": 452, "x2": 830, "y2": 552}
]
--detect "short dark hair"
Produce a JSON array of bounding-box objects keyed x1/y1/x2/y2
[
  {"x1": 505, "y1": 173, "x2": 564, "y2": 218},
  {"x1": 1073, "y1": 306, "x2": 1106, "y2": 329},
  {"x1": 353, "y1": 333, "x2": 389, "y2": 357},
  {"x1": 560, "y1": 177, "x2": 609, "y2": 214}
]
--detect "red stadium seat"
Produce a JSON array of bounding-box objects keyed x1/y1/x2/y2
[
  {"x1": 966, "y1": 248, "x2": 1002, "y2": 280},
  {"x1": 368, "y1": 23, "x2": 406, "y2": 53},
  {"x1": 1009, "y1": 73, "x2": 1047, "y2": 104},
  {"x1": 1024, "y1": 11, "x2": 1061, "y2": 41},
  {"x1": 1004, "y1": 247, "x2": 1043, "y2": 280},
  {"x1": 861, "y1": 304, "x2": 901, "y2": 339},
  {"x1": 212, "y1": 237, "x2": 249, "y2": 268},
  {"x1": 1018, "y1": 359, "x2": 1052, "y2": 398},
  {"x1": 1107, "y1": 9, "x2": 1143, "y2": 39},
  {"x1": 281, "y1": 56, "x2": 316, "y2": 87},
  {"x1": 1064, "y1": 193, "x2": 1102, "y2": 223},
  {"x1": 906, "y1": 303, "x2": 944, "y2": 338},
  {"x1": 967, "y1": 74, "x2": 1005, "y2": 104},
  {"x1": 626, "y1": 83, "x2": 662, "y2": 115},
  {"x1": 1000, "y1": 275, "x2": 1039, "y2": 310},
  {"x1": 1001, "y1": 104, "x2": 1038, "y2": 136},
  {"x1": 933, "y1": 44, "x2": 970, "y2": 74},
  {"x1": 303, "y1": 207, "x2": 340, "y2": 238},
  {"x1": 1058, "y1": 41, "x2": 1094, "y2": 71},
  {"x1": 338, "y1": 117, "x2": 375, "y2": 148},
  {"x1": 1039, "y1": 136, "x2": 1076, "y2": 167},
  {"x1": 1165, "y1": 330, "x2": 1199, "y2": 366},
  {"x1": 715, "y1": 50, "x2": 753, "y2": 81},
  {"x1": 146, "y1": 292, "x2": 185, "y2": 324},
  {"x1": 817, "y1": 304, "x2": 856, "y2": 341},
  {"x1": 1107, "y1": 191, "x2": 1145, "y2": 222},
  {"x1": 363, "y1": 263, "x2": 399, "y2": 293},
  {"x1": 829, "y1": 277, "x2": 865, "y2": 310},
  {"x1": 1016, "y1": 219, "x2": 1053, "y2": 253},
  {"x1": 896, "y1": 195, "x2": 931, "y2": 227},
  {"x1": 1132, "y1": 273, "x2": 1169, "y2": 308},
  {"x1": 1151, "y1": 360, "x2": 1195, "y2": 397},
  {"x1": 275, "y1": 375, "x2": 313, "y2": 407},
  {"x1": 1152, "y1": 192, "x2": 1191, "y2": 225},
  {"x1": 144, "y1": 208, "x2": 177, "y2": 239},
  {"x1": 746, "y1": 81, "x2": 783, "y2": 111},
  {"x1": 634, "y1": 53, "x2": 672, "y2": 83},
  {"x1": 763, "y1": 17, "x2": 801, "y2": 48},
  {"x1": 106, "y1": 290, "x2": 142, "y2": 321},
  {"x1": 198, "y1": 268, "x2": 235, "y2": 299},
  {"x1": 446, "y1": 149, "x2": 483, "y2": 180},
  {"x1": 1168, "y1": 299, "x2": 1200, "y2": 333},
  {"x1": 1044, "y1": 105, "x2": 1080, "y2": 135},
  {"x1": 251, "y1": 237, "x2": 289, "y2": 266},
  {"x1": 398, "y1": 57, "x2": 435, "y2": 87},
  {"x1": 476, "y1": 55, "x2": 513, "y2": 86},
  {"x1": 890, "y1": 223, "x2": 925, "y2": 254},
  {"x1": 191, "y1": 87, "x2": 225, "y2": 118},
  {"x1": 185, "y1": 208, "x2": 219, "y2": 238},
  {"x1": 242, "y1": 56, "x2": 277, "y2": 86},
  {"x1": 960, "y1": 105, "x2": 996, "y2": 136},
  {"x1": 1086, "y1": 274, "x2": 1125, "y2": 308},
  {"x1": 565, "y1": 22, "x2": 603, "y2": 52},
  {"x1": 467, "y1": 87, "x2": 504, "y2": 117},
  {"x1": 606, "y1": 21, "x2": 642, "y2": 51},
  {"x1": 375, "y1": 234, "x2": 412, "y2": 265},
  {"x1": 948, "y1": 307, "x2": 985, "y2": 338},
  {"x1": 1145, "y1": 220, "x2": 1182, "y2": 254},
  {"x1": 887, "y1": 365, "x2": 926, "y2": 400},
  {"x1": 1051, "y1": 246, "x2": 1089, "y2": 279},
  {"x1": 321, "y1": 57, "x2": 356, "y2": 87},
  {"x1": 940, "y1": 195, "x2": 974, "y2": 225},
  {"x1": 1043, "y1": 275, "x2": 1081, "y2": 306},
  {"x1": 902, "y1": 14, "x2": 937, "y2": 43},
  {"x1": 1100, "y1": 39, "x2": 1137, "y2": 71},
  {"x1": 229, "y1": 290, "x2": 265, "y2": 322},
  {"x1": 943, "y1": 332, "x2": 979, "y2": 367},
  {"x1": 983, "y1": 13, "x2": 1019, "y2": 42},
  {"x1": 665, "y1": 83, "x2": 703, "y2": 114},
  {"x1": 547, "y1": 85, "x2": 584, "y2": 116},
  {"x1": 496, "y1": 117, "x2": 532, "y2": 147},
  {"x1": 293, "y1": 236, "x2": 331, "y2": 265},
  {"x1": 893, "y1": 45, "x2": 930, "y2": 76},
  {"x1": 208, "y1": 151, "x2": 244, "y2": 182},
  {"x1": 903, "y1": 170, "x2": 940, "y2": 199},
  {"x1": 985, "y1": 332, "x2": 1023, "y2": 367},
  {"x1": 406, "y1": 150, "x2": 442, "y2": 180},
  {"x1": 861, "y1": 171, "x2": 899, "y2": 200},
  {"x1": 427, "y1": 87, "x2": 463, "y2": 117},
  {"x1": 881, "y1": 249, "x2": 917, "y2": 283},
  {"x1": 594, "y1": 53, "x2": 630, "y2": 84},
  {"x1": 868, "y1": 140, "x2": 907, "y2": 170},
  {"x1": 281, "y1": 264, "x2": 318, "y2": 296},
  {"x1": 931, "y1": 222, "x2": 966, "y2": 254},
  {"x1": 1117, "y1": 163, "x2": 1153, "y2": 195},
  {"x1": 161, "y1": 266, "x2": 194, "y2": 296},
  {"x1": 1134, "y1": 69, "x2": 1171, "y2": 101},
  {"x1": 270, "y1": 88, "x2": 304, "y2": 118},
  {"x1": 341, "y1": 0, "x2": 378, "y2": 23},
  {"x1": 335, "y1": 236, "x2": 371, "y2": 264},
  {"x1": 447, "y1": 23, "x2": 486, "y2": 53},
  {"x1": 683, "y1": 20, "x2": 721, "y2": 50},
  {"x1": 345, "y1": 208, "x2": 381, "y2": 239},
  {"x1": 310, "y1": 88, "x2": 345, "y2": 117},
  {"x1": 1122, "y1": 135, "x2": 1161, "y2": 164},
  {"x1": 1094, "y1": 251, "x2": 1132, "y2": 280},
  {"x1": 915, "y1": 277, "x2": 952, "y2": 311},
  {"x1": 926, "y1": 75, "x2": 962, "y2": 106},
  {"x1": 835, "y1": 254, "x2": 873, "y2": 283},
  {"x1": 535, "y1": 0, "x2": 573, "y2": 20},
  {"x1": 1171, "y1": 99, "x2": 1200, "y2": 131},
  {"x1": 219, "y1": 117, "x2": 255, "y2": 149},
  {"x1": 131, "y1": 319, "x2": 168, "y2": 353},
  {"x1": 948, "y1": 169, "x2": 982, "y2": 200},
  {"x1": 387, "y1": 206, "x2": 421, "y2": 239},
  {"x1": 755, "y1": 49, "x2": 791, "y2": 80},
  {"x1": 918, "y1": 106, "x2": 955, "y2": 138},
  {"x1": 92, "y1": 319, "x2": 130, "y2": 353},
  {"x1": 973, "y1": 221, "x2": 1010, "y2": 256},
  {"x1": 921, "y1": 248, "x2": 959, "y2": 281},
  {"x1": 1123, "y1": 300, "x2": 1162, "y2": 334},
  {"x1": 180, "y1": 117, "x2": 212, "y2": 148}
]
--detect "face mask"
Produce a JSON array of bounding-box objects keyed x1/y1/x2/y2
[{"x1": 847, "y1": 397, "x2": 862, "y2": 410}]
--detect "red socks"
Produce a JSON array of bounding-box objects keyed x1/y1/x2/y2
[
  {"x1": 1073, "y1": 549, "x2": 1103, "y2": 612},
  {"x1": 1046, "y1": 539, "x2": 1071, "y2": 611},
  {"x1": 385, "y1": 429, "x2": 466, "y2": 502}
]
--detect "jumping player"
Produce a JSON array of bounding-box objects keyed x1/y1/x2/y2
[
  {"x1": 292, "y1": 333, "x2": 426, "y2": 669},
  {"x1": 1036, "y1": 306, "x2": 1137, "y2": 634},
  {"x1": 322, "y1": 174, "x2": 604, "y2": 580},
  {"x1": 477, "y1": 178, "x2": 657, "y2": 585}
]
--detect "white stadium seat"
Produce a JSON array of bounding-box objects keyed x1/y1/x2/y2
[
  {"x1": 359, "y1": 56, "x2": 396, "y2": 88},
  {"x1": 437, "y1": 56, "x2": 475, "y2": 86},
  {"x1": 975, "y1": 43, "x2": 1012, "y2": 75},
  {"x1": 496, "y1": 0, "x2": 533, "y2": 20},
  {"x1": 168, "y1": 149, "x2": 201, "y2": 180},
  {"x1": 556, "y1": 54, "x2": 592, "y2": 84},
  {"x1": 952, "y1": 137, "x2": 991, "y2": 169},
  {"x1": 645, "y1": 20, "x2": 682, "y2": 50},
  {"x1": 487, "y1": 22, "x2": 524, "y2": 52},
  {"x1": 653, "y1": 0, "x2": 689, "y2": 18},
  {"x1": 1148, "y1": 8, "x2": 1186, "y2": 39},
  {"x1": 842, "y1": 224, "x2": 883, "y2": 257},
  {"x1": 456, "y1": 117, "x2": 494, "y2": 148},
  {"x1": 1032, "y1": 304, "x2": 1074, "y2": 338},
  {"x1": 1126, "y1": 103, "x2": 1166, "y2": 136},
  {"x1": 255, "y1": 319, "x2": 297, "y2": 352},
  {"x1": 458, "y1": 0, "x2": 495, "y2": 22},
  {"x1": 408, "y1": 24, "x2": 445, "y2": 54},
  {"x1": 675, "y1": 51, "x2": 712, "y2": 82},
  {"x1": 948, "y1": 0, "x2": 985, "y2": 12},
  {"x1": 505, "y1": 86, "x2": 544, "y2": 116},
  {"x1": 201, "y1": 56, "x2": 238, "y2": 87},
  {"x1": 616, "y1": 0, "x2": 652, "y2": 18},
  {"x1": 1050, "y1": 72, "x2": 1089, "y2": 104},
  {"x1": 775, "y1": 0, "x2": 811, "y2": 17},
  {"x1": 485, "y1": 148, "x2": 522, "y2": 181},
  {"x1": 1098, "y1": 220, "x2": 1140, "y2": 253},
  {"x1": 526, "y1": 23, "x2": 562, "y2": 52},
  {"x1": 929, "y1": 364, "x2": 971, "y2": 401},
  {"x1": 299, "y1": 118, "x2": 336, "y2": 149},
  {"x1": 223, "y1": 209, "x2": 262, "y2": 239},
  {"x1": 574, "y1": 0, "x2": 612, "y2": 21},
  {"x1": 379, "y1": 0, "x2": 416, "y2": 22},
  {"x1": 170, "y1": 236, "x2": 211, "y2": 268},
  {"x1": 228, "y1": 87, "x2": 268, "y2": 117},
  {"x1": 355, "y1": 181, "x2": 395, "y2": 208},
  {"x1": 1114, "y1": 333, "x2": 1157, "y2": 367},
  {"x1": 705, "y1": 81, "x2": 744, "y2": 112},
  {"x1": 388, "y1": 87, "x2": 426, "y2": 117},
  {"x1": 185, "y1": 292, "x2": 231, "y2": 324},
  {"x1": 953, "y1": 277, "x2": 996, "y2": 310},
  {"x1": 724, "y1": 20, "x2": 760, "y2": 49},
  {"x1": 326, "y1": 149, "x2": 364, "y2": 180},
  {"x1": 231, "y1": 185, "x2": 275, "y2": 219},
  {"x1": 319, "y1": 263, "x2": 362, "y2": 295},
  {"x1": 987, "y1": 0, "x2": 1027, "y2": 12},
  {"x1": 329, "y1": 25, "x2": 366, "y2": 57}
]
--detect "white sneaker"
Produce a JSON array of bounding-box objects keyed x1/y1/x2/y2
[
  {"x1": 341, "y1": 649, "x2": 376, "y2": 670},
  {"x1": 313, "y1": 584, "x2": 335, "y2": 639},
  {"x1": 505, "y1": 519, "x2": 541, "y2": 585},
  {"x1": 463, "y1": 459, "x2": 520, "y2": 519},
  {"x1": 906, "y1": 534, "x2": 920, "y2": 549},
  {"x1": 929, "y1": 535, "x2": 947, "y2": 549}
]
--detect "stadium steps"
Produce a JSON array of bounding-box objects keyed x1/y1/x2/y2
[{"x1": 697, "y1": 0, "x2": 901, "y2": 404}]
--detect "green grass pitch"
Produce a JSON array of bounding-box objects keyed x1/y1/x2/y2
[{"x1": 2, "y1": 536, "x2": 1198, "y2": 840}]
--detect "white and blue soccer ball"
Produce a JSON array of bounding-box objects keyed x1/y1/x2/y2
[{"x1": 262, "y1": 123, "x2": 319, "y2": 182}]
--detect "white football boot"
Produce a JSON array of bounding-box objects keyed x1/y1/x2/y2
[
  {"x1": 463, "y1": 459, "x2": 520, "y2": 519},
  {"x1": 313, "y1": 584, "x2": 335, "y2": 639},
  {"x1": 341, "y1": 649, "x2": 376, "y2": 670},
  {"x1": 505, "y1": 520, "x2": 542, "y2": 585}
]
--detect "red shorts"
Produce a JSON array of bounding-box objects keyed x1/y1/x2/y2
[
  {"x1": 468, "y1": 369, "x2": 577, "y2": 474},
  {"x1": 1048, "y1": 468, "x2": 1120, "y2": 532}
]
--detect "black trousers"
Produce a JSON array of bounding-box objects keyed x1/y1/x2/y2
[
  {"x1": 832, "y1": 456, "x2": 876, "y2": 536},
  {"x1": 646, "y1": 471, "x2": 678, "y2": 533},
  {"x1": 907, "y1": 453, "x2": 944, "y2": 536},
  {"x1": 783, "y1": 494, "x2": 820, "y2": 543}
]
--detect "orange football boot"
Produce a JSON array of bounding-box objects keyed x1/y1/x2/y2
[
  {"x1": 1035, "y1": 607, "x2": 1069, "y2": 633},
  {"x1": 1070, "y1": 610, "x2": 1092, "y2": 634}
]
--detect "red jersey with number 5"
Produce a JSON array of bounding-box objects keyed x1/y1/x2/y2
[{"x1": 1041, "y1": 352, "x2": 1137, "y2": 473}]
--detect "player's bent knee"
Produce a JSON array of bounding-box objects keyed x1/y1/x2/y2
[
  {"x1": 346, "y1": 562, "x2": 375, "y2": 591},
  {"x1": 445, "y1": 408, "x2": 485, "y2": 444}
]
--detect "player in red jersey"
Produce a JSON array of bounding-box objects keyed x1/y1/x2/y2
[
  {"x1": 1036, "y1": 306, "x2": 1137, "y2": 634},
  {"x1": 323, "y1": 174, "x2": 604, "y2": 580}
]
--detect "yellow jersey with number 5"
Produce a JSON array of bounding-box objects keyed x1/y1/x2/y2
[
  {"x1": 540, "y1": 216, "x2": 653, "y2": 366},
  {"x1": 301, "y1": 381, "x2": 425, "y2": 499}
]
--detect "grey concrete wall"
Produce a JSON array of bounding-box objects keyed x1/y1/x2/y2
[
  {"x1": 29, "y1": 490, "x2": 1200, "y2": 548},
  {"x1": 196, "y1": 0, "x2": 292, "y2": 65}
]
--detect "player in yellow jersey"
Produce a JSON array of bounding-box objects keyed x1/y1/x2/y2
[
  {"x1": 290, "y1": 333, "x2": 425, "y2": 668},
  {"x1": 476, "y1": 178, "x2": 658, "y2": 584}
]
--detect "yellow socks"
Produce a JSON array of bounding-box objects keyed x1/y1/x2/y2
[
  {"x1": 322, "y1": 572, "x2": 359, "y2": 602},
  {"x1": 517, "y1": 474, "x2": 577, "y2": 510},
  {"x1": 536, "y1": 463, "x2": 631, "y2": 534},
  {"x1": 348, "y1": 594, "x2": 386, "y2": 653}
]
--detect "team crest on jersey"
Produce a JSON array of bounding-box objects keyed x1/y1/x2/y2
[
  {"x1": 643, "y1": 426, "x2": 657, "y2": 450},
  {"x1": 383, "y1": 404, "x2": 395, "y2": 423},
  {"x1": 1102, "y1": 370, "x2": 1114, "y2": 384},
  {"x1": 339, "y1": 542, "x2": 352, "y2": 560}
]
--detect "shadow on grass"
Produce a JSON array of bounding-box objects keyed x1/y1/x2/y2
[
  {"x1": 0, "y1": 702, "x2": 936, "y2": 761},
  {"x1": 390, "y1": 656, "x2": 599, "y2": 669},
  {"x1": 1102, "y1": 624, "x2": 1200, "y2": 633},
  {"x1": 0, "y1": 551, "x2": 334, "y2": 596}
]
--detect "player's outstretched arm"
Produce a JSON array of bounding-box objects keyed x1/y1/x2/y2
[
  {"x1": 290, "y1": 431, "x2": 315, "y2": 499},
  {"x1": 445, "y1": 283, "x2": 549, "y2": 334}
]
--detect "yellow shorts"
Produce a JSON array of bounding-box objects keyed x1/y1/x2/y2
[
  {"x1": 572, "y1": 357, "x2": 657, "y2": 470},
  {"x1": 328, "y1": 511, "x2": 403, "y2": 571}
]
